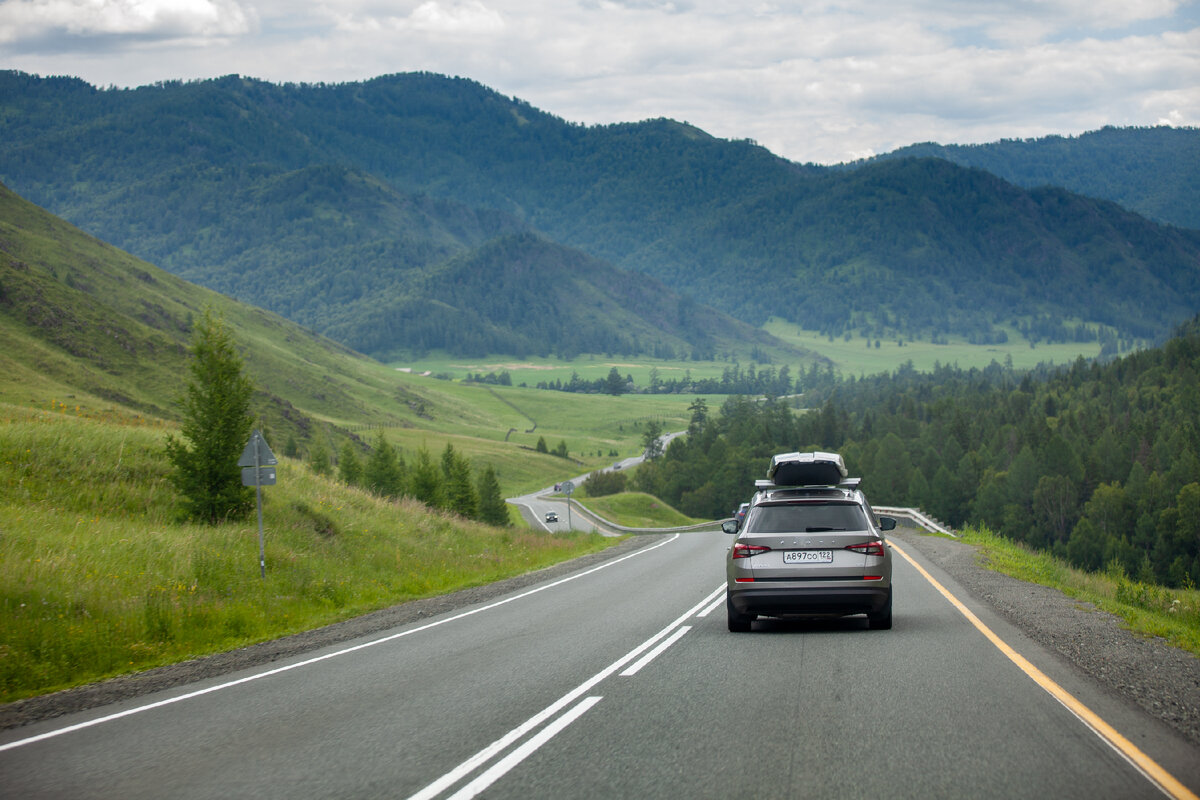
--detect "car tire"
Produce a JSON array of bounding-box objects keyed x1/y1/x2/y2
[
  {"x1": 868, "y1": 589, "x2": 893, "y2": 630},
  {"x1": 727, "y1": 593, "x2": 754, "y2": 632}
]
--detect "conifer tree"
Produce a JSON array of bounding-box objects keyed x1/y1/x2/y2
[
  {"x1": 164, "y1": 308, "x2": 255, "y2": 524},
  {"x1": 308, "y1": 443, "x2": 332, "y2": 476},
  {"x1": 409, "y1": 447, "x2": 445, "y2": 509},
  {"x1": 441, "y1": 444, "x2": 478, "y2": 518},
  {"x1": 364, "y1": 432, "x2": 406, "y2": 498},
  {"x1": 476, "y1": 465, "x2": 509, "y2": 526},
  {"x1": 338, "y1": 442, "x2": 362, "y2": 486}
]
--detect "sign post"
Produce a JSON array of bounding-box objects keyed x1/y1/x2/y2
[
  {"x1": 239, "y1": 430, "x2": 278, "y2": 578},
  {"x1": 561, "y1": 480, "x2": 575, "y2": 530}
]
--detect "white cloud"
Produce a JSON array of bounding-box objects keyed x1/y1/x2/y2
[
  {"x1": 328, "y1": 1, "x2": 504, "y2": 36},
  {"x1": 0, "y1": 0, "x2": 253, "y2": 42}
]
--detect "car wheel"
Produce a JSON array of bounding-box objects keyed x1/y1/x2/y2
[
  {"x1": 727, "y1": 592, "x2": 754, "y2": 632},
  {"x1": 868, "y1": 589, "x2": 893, "y2": 630}
]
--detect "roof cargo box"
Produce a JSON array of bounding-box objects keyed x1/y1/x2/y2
[{"x1": 767, "y1": 451, "x2": 847, "y2": 486}]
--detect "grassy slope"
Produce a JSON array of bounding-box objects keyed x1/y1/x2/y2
[
  {"x1": 0, "y1": 406, "x2": 616, "y2": 702},
  {"x1": 575, "y1": 492, "x2": 703, "y2": 528},
  {"x1": 0, "y1": 183, "x2": 710, "y2": 497}
]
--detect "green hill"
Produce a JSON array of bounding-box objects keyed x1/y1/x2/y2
[
  {"x1": 0, "y1": 179, "x2": 403, "y2": 440},
  {"x1": 0, "y1": 181, "x2": 725, "y2": 495}
]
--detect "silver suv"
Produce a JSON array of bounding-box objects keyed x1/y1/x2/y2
[{"x1": 724, "y1": 455, "x2": 895, "y2": 632}]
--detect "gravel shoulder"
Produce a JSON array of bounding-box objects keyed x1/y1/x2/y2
[
  {"x1": 4, "y1": 528, "x2": 1199, "y2": 749},
  {"x1": 891, "y1": 526, "x2": 1200, "y2": 748}
]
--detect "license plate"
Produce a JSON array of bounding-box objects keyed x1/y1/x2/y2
[{"x1": 784, "y1": 550, "x2": 833, "y2": 564}]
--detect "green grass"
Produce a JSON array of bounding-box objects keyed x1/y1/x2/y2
[
  {"x1": 765, "y1": 319, "x2": 1106, "y2": 375},
  {"x1": 351, "y1": 374, "x2": 722, "y2": 495},
  {"x1": 956, "y1": 526, "x2": 1200, "y2": 656},
  {"x1": 0, "y1": 405, "x2": 618, "y2": 702},
  {"x1": 574, "y1": 492, "x2": 704, "y2": 528},
  {"x1": 390, "y1": 353, "x2": 791, "y2": 386}
]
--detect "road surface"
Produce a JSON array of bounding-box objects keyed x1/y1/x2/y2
[{"x1": 2, "y1": 528, "x2": 1197, "y2": 799}]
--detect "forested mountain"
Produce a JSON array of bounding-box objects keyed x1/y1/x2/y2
[
  {"x1": 872, "y1": 126, "x2": 1200, "y2": 230},
  {"x1": 633, "y1": 317, "x2": 1200, "y2": 588},
  {"x1": 317, "y1": 230, "x2": 784, "y2": 361},
  {"x1": 2, "y1": 70, "x2": 1199, "y2": 354}
]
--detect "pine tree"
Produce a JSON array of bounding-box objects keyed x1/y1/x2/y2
[
  {"x1": 641, "y1": 419, "x2": 664, "y2": 459},
  {"x1": 364, "y1": 432, "x2": 406, "y2": 498},
  {"x1": 164, "y1": 307, "x2": 256, "y2": 524},
  {"x1": 409, "y1": 447, "x2": 445, "y2": 509},
  {"x1": 476, "y1": 465, "x2": 509, "y2": 526},
  {"x1": 338, "y1": 442, "x2": 362, "y2": 486},
  {"x1": 604, "y1": 366, "x2": 626, "y2": 395},
  {"x1": 441, "y1": 444, "x2": 477, "y2": 518},
  {"x1": 308, "y1": 443, "x2": 332, "y2": 476}
]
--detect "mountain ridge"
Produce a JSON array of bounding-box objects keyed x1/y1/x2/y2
[
  {"x1": 866, "y1": 126, "x2": 1200, "y2": 230},
  {"x1": 2, "y1": 70, "x2": 1198, "y2": 353}
]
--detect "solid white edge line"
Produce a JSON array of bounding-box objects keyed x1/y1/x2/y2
[
  {"x1": 446, "y1": 697, "x2": 604, "y2": 800},
  {"x1": 406, "y1": 583, "x2": 725, "y2": 800},
  {"x1": 619, "y1": 626, "x2": 691, "y2": 676},
  {"x1": 0, "y1": 533, "x2": 685, "y2": 754}
]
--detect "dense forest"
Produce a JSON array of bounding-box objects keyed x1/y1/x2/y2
[
  {"x1": 873, "y1": 126, "x2": 1200, "y2": 230},
  {"x1": 633, "y1": 318, "x2": 1200, "y2": 588},
  {"x1": 3, "y1": 71, "x2": 1198, "y2": 355}
]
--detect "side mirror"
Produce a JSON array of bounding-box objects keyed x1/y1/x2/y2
[
  {"x1": 878, "y1": 516, "x2": 897, "y2": 531},
  {"x1": 722, "y1": 519, "x2": 739, "y2": 534}
]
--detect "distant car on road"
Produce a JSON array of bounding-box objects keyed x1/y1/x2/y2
[{"x1": 544, "y1": 511, "x2": 559, "y2": 523}]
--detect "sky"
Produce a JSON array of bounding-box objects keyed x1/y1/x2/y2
[{"x1": 1, "y1": 0, "x2": 1197, "y2": 164}]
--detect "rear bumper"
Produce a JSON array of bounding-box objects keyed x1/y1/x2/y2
[{"x1": 729, "y1": 585, "x2": 890, "y2": 618}]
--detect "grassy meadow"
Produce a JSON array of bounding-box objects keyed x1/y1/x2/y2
[
  {"x1": 349, "y1": 370, "x2": 724, "y2": 495},
  {"x1": 764, "y1": 319, "x2": 1107, "y2": 375},
  {"x1": 389, "y1": 322, "x2": 1112, "y2": 399},
  {"x1": 0, "y1": 404, "x2": 616, "y2": 702},
  {"x1": 391, "y1": 354, "x2": 743, "y2": 386}
]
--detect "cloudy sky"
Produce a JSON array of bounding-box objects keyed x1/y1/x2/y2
[{"x1": 1, "y1": 0, "x2": 1197, "y2": 163}]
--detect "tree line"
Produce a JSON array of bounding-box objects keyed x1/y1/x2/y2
[
  {"x1": 633, "y1": 319, "x2": 1200, "y2": 588},
  {"x1": 307, "y1": 434, "x2": 510, "y2": 526},
  {"x1": 529, "y1": 363, "x2": 801, "y2": 396}
]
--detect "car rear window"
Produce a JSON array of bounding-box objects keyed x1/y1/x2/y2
[{"x1": 745, "y1": 502, "x2": 869, "y2": 533}]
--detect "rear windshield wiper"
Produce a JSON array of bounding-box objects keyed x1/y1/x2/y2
[{"x1": 805, "y1": 526, "x2": 845, "y2": 532}]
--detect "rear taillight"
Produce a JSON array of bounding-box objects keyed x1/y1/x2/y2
[
  {"x1": 732, "y1": 542, "x2": 772, "y2": 559},
  {"x1": 846, "y1": 540, "x2": 885, "y2": 558}
]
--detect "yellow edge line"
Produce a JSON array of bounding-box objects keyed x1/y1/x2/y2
[{"x1": 891, "y1": 540, "x2": 1198, "y2": 800}]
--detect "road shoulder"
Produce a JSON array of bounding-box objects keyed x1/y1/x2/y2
[{"x1": 893, "y1": 526, "x2": 1200, "y2": 749}]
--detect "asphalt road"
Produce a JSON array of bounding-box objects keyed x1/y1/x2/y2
[{"x1": 2, "y1": 529, "x2": 1198, "y2": 799}]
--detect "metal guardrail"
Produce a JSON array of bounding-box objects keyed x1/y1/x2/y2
[
  {"x1": 531, "y1": 497, "x2": 954, "y2": 539},
  {"x1": 874, "y1": 506, "x2": 958, "y2": 538}
]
